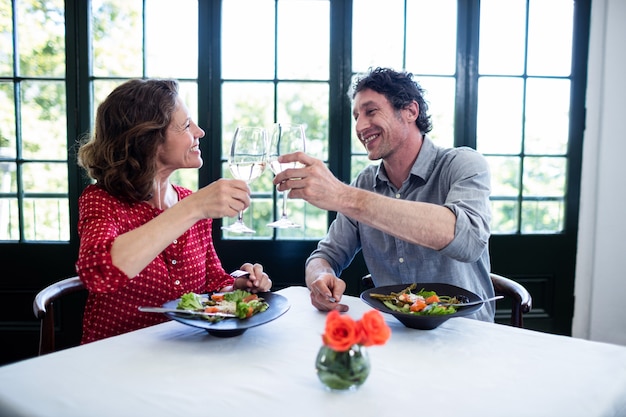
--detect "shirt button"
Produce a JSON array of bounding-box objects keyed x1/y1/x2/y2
[
  {"x1": 395, "y1": 193, "x2": 401, "y2": 199},
  {"x1": 171, "y1": 259, "x2": 177, "y2": 265},
  {"x1": 172, "y1": 239, "x2": 177, "y2": 244},
  {"x1": 399, "y1": 257, "x2": 405, "y2": 263},
  {"x1": 174, "y1": 280, "x2": 180, "y2": 285}
]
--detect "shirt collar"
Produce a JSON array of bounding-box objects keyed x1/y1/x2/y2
[{"x1": 375, "y1": 135, "x2": 437, "y2": 187}]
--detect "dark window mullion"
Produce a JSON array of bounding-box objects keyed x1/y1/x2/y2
[{"x1": 454, "y1": 0, "x2": 480, "y2": 149}]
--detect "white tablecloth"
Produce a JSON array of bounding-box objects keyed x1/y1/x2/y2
[{"x1": 1, "y1": 286, "x2": 625, "y2": 417}]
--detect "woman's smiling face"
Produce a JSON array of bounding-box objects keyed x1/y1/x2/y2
[{"x1": 156, "y1": 97, "x2": 205, "y2": 173}]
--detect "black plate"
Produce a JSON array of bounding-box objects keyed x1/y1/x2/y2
[
  {"x1": 360, "y1": 283, "x2": 483, "y2": 330},
  {"x1": 162, "y1": 292, "x2": 290, "y2": 337}
]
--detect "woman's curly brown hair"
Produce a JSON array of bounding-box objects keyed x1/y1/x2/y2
[{"x1": 77, "y1": 79, "x2": 179, "y2": 203}]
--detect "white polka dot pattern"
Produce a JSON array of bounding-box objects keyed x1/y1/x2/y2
[{"x1": 76, "y1": 184, "x2": 234, "y2": 344}]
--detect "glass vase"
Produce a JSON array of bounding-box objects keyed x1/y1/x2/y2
[{"x1": 315, "y1": 344, "x2": 371, "y2": 391}]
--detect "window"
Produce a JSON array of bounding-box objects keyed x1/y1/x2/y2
[
  {"x1": 0, "y1": 0, "x2": 69, "y2": 241},
  {"x1": 220, "y1": 0, "x2": 329, "y2": 239},
  {"x1": 0, "y1": 0, "x2": 583, "y2": 244}
]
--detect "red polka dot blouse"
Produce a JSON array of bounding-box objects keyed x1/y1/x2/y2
[{"x1": 76, "y1": 184, "x2": 234, "y2": 344}]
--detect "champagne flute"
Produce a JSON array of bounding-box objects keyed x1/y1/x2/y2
[
  {"x1": 221, "y1": 126, "x2": 267, "y2": 234},
  {"x1": 267, "y1": 123, "x2": 306, "y2": 228}
]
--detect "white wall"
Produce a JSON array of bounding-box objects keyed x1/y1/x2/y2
[{"x1": 573, "y1": 0, "x2": 626, "y2": 345}]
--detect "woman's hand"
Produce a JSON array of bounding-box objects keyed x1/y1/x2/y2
[
  {"x1": 234, "y1": 262, "x2": 272, "y2": 293},
  {"x1": 189, "y1": 178, "x2": 251, "y2": 220}
]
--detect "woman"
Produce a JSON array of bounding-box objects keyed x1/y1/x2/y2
[{"x1": 76, "y1": 79, "x2": 271, "y2": 344}]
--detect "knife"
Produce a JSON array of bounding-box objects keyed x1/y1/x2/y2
[{"x1": 138, "y1": 306, "x2": 236, "y2": 317}]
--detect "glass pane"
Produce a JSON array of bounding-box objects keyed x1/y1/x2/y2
[
  {"x1": 353, "y1": 0, "x2": 404, "y2": 72},
  {"x1": 406, "y1": 0, "x2": 457, "y2": 75},
  {"x1": 276, "y1": 82, "x2": 328, "y2": 161},
  {"x1": 145, "y1": 0, "x2": 197, "y2": 78},
  {"x1": 527, "y1": 0, "x2": 573, "y2": 76},
  {"x1": 92, "y1": 0, "x2": 143, "y2": 77},
  {"x1": 0, "y1": 159, "x2": 16, "y2": 193},
  {"x1": 222, "y1": 0, "x2": 275, "y2": 79},
  {"x1": 0, "y1": 198, "x2": 19, "y2": 240},
  {"x1": 20, "y1": 80, "x2": 67, "y2": 160},
  {"x1": 525, "y1": 78, "x2": 569, "y2": 155},
  {"x1": 491, "y1": 200, "x2": 519, "y2": 234},
  {"x1": 521, "y1": 199, "x2": 564, "y2": 233},
  {"x1": 17, "y1": 0, "x2": 65, "y2": 77},
  {"x1": 222, "y1": 82, "x2": 274, "y2": 159},
  {"x1": 93, "y1": 79, "x2": 125, "y2": 124},
  {"x1": 23, "y1": 198, "x2": 70, "y2": 241},
  {"x1": 479, "y1": 0, "x2": 526, "y2": 75},
  {"x1": 22, "y1": 163, "x2": 68, "y2": 193},
  {"x1": 277, "y1": 1, "x2": 329, "y2": 79},
  {"x1": 0, "y1": 1, "x2": 13, "y2": 76},
  {"x1": 486, "y1": 156, "x2": 520, "y2": 197},
  {"x1": 476, "y1": 77, "x2": 523, "y2": 154},
  {"x1": 0, "y1": 82, "x2": 16, "y2": 152},
  {"x1": 416, "y1": 76, "x2": 455, "y2": 148},
  {"x1": 523, "y1": 157, "x2": 566, "y2": 197}
]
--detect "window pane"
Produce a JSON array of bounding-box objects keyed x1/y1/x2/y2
[
  {"x1": 476, "y1": 77, "x2": 524, "y2": 154},
  {"x1": 527, "y1": 0, "x2": 573, "y2": 76},
  {"x1": 523, "y1": 157, "x2": 566, "y2": 197},
  {"x1": 0, "y1": 1, "x2": 13, "y2": 76},
  {"x1": 479, "y1": 0, "x2": 526, "y2": 75},
  {"x1": 521, "y1": 199, "x2": 564, "y2": 233},
  {"x1": 0, "y1": 198, "x2": 19, "y2": 240},
  {"x1": 222, "y1": 0, "x2": 275, "y2": 79},
  {"x1": 353, "y1": 0, "x2": 404, "y2": 72},
  {"x1": 0, "y1": 158, "x2": 16, "y2": 193},
  {"x1": 0, "y1": 82, "x2": 16, "y2": 152},
  {"x1": 20, "y1": 80, "x2": 67, "y2": 160},
  {"x1": 221, "y1": 82, "x2": 274, "y2": 160},
  {"x1": 277, "y1": 1, "x2": 329, "y2": 79},
  {"x1": 525, "y1": 78, "x2": 569, "y2": 155},
  {"x1": 23, "y1": 162, "x2": 67, "y2": 193},
  {"x1": 276, "y1": 82, "x2": 328, "y2": 161},
  {"x1": 22, "y1": 198, "x2": 69, "y2": 241},
  {"x1": 406, "y1": 0, "x2": 457, "y2": 75},
  {"x1": 145, "y1": 0, "x2": 197, "y2": 78},
  {"x1": 416, "y1": 76, "x2": 455, "y2": 148},
  {"x1": 487, "y1": 156, "x2": 520, "y2": 197},
  {"x1": 17, "y1": 0, "x2": 65, "y2": 77},
  {"x1": 92, "y1": 0, "x2": 143, "y2": 77},
  {"x1": 491, "y1": 200, "x2": 519, "y2": 234}
]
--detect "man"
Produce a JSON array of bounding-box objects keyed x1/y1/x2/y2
[{"x1": 273, "y1": 67, "x2": 494, "y2": 321}]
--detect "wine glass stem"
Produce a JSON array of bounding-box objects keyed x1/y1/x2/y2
[
  {"x1": 238, "y1": 209, "x2": 245, "y2": 223},
  {"x1": 281, "y1": 192, "x2": 288, "y2": 218}
]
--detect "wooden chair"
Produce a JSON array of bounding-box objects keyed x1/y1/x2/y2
[
  {"x1": 33, "y1": 276, "x2": 86, "y2": 355},
  {"x1": 490, "y1": 273, "x2": 532, "y2": 328},
  {"x1": 360, "y1": 272, "x2": 532, "y2": 328}
]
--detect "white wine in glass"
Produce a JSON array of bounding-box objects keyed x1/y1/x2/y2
[
  {"x1": 267, "y1": 123, "x2": 306, "y2": 229},
  {"x1": 221, "y1": 126, "x2": 267, "y2": 234}
]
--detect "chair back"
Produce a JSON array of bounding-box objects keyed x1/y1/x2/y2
[
  {"x1": 33, "y1": 276, "x2": 86, "y2": 355},
  {"x1": 360, "y1": 273, "x2": 532, "y2": 328},
  {"x1": 490, "y1": 273, "x2": 532, "y2": 328}
]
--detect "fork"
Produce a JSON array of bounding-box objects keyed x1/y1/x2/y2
[
  {"x1": 230, "y1": 270, "x2": 250, "y2": 278},
  {"x1": 438, "y1": 295, "x2": 503, "y2": 307}
]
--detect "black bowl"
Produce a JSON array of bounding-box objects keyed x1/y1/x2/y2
[
  {"x1": 162, "y1": 292, "x2": 290, "y2": 337},
  {"x1": 360, "y1": 283, "x2": 483, "y2": 330}
]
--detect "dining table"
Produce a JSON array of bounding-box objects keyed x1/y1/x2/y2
[{"x1": 1, "y1": 286, "x2": 625, "y2": 417}]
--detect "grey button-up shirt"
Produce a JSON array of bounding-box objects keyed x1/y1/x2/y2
[{"x1": 307, "y1": 136, "x2": 494, "y2": 321}]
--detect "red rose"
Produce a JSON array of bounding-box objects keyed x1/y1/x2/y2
[
  {"x1": 358, "y1": 310, "x2": 391, "y2": 347},
  {"x1": 322, "y1": 310, "x2": 361, "y2": 352}
]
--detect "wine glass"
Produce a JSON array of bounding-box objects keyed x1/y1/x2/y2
[
  {"x1": 267, "y1": 123, "x2": 306, "y2": 228},
  {"x1": 221, "y1": 126, "x2": 267, "y2": 234}
]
